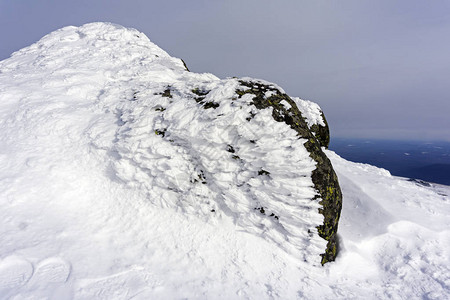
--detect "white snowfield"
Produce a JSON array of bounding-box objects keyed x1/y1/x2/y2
[{"x1": 0, "y1": 23, "x2": 449, "y2": 299}]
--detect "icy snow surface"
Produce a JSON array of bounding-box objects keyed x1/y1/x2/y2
[{"x1": 0, "y1": 23, "x2": 449, "y2": 299}]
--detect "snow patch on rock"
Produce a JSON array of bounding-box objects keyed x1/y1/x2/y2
[{"x1": 292, "y1": 97, "x2": 326, "y2": 128}]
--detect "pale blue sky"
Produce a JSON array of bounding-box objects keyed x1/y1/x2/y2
[{"x1": 1, "y1": 0, "x2": 449, "y2": 141}]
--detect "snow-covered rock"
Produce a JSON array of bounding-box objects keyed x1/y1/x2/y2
[
  {"x1": 293, "y1": 97, "x2": 330, "y2": 148},
  {"x1": 0, "y1": 23, "x2": 449, "y2": 299}
]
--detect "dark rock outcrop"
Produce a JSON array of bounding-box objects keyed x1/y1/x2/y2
[{"x1": 236, "y1": 80, "x2": 342, "y2": 264}]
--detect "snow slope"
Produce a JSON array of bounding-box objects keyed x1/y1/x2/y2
[{"x1": 0, "y1": 23, "x2": 449, "y2": 299}]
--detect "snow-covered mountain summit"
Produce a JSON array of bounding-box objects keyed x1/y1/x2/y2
[
  {"x1": 1, "y1": 23, "x2": 449, "y2": 299},
  {"x1": 0, "y1": 22, "x2": 342, "y2": 263}
]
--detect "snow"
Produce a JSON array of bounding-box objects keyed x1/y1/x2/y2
[
  {"x1": 292, "y1": 97, "x2": 326, "y2": 128},
  {"x1": 325, "y1": 150, "x2": 450, "y2": 299},
  {"x1": 1, "y1": 22, "x2": 449, "y2": 299}
]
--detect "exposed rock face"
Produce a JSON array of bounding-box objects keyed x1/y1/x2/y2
[{"x1": 236, "y1": 80, "x2": 342, "y2": 264}]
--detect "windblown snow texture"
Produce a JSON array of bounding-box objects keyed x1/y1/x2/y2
[
  {"x1": 0, "y1": 22, "x2": 342, "y2": 262},
  {"x1": 1, "y1": 23, "x2": 449, "y2": 299}
]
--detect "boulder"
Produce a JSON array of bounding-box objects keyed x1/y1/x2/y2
[{"x1": 236, "y1": 80, "x2": 342, "y2": 264}]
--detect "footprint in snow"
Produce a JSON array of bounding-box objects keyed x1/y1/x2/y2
[
  {"x1": 29, "y1": 257, "x2": 71, "y2": 284},
  {"x1": 75, "y1": 267, "x2": 162, "y2": 299},
  {"x1": 0, "y1": 256, "x2": 33, "y2": 290}
]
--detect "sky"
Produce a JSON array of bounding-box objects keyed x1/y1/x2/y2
[{"x1": 1, "y1": 0, "x2": 450, "y2": 141}]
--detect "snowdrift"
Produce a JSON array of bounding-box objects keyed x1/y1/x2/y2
[{"x1": 0, "y1": 23, "x2": 449, "y2": 299}]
